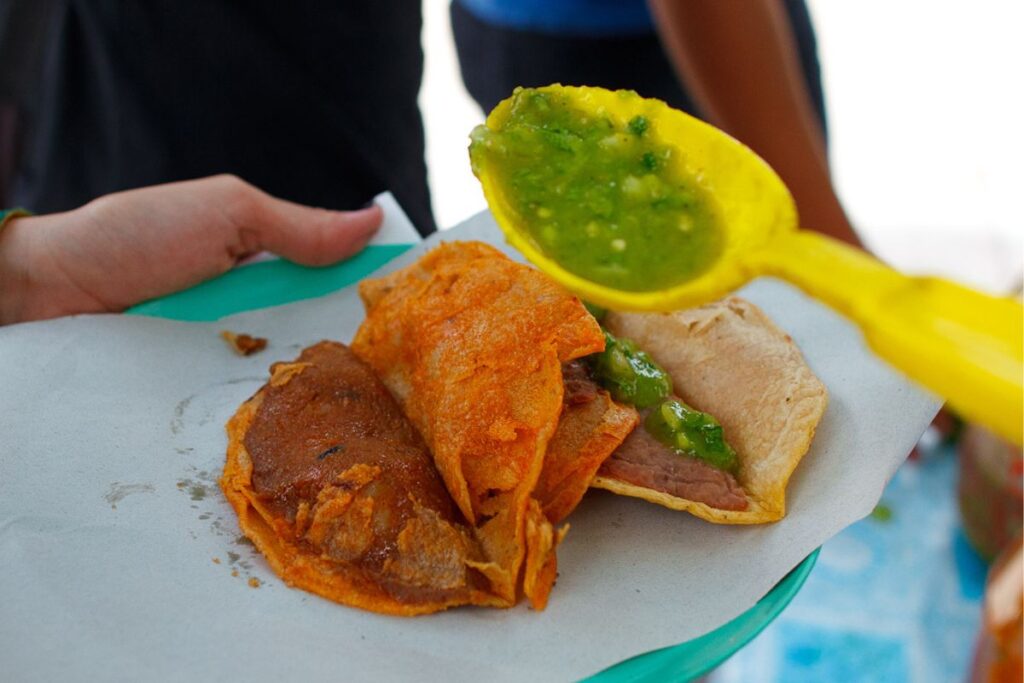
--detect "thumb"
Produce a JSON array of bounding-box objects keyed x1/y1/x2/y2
[{"x1": 236, "y1": 187, "x2": 383, "y2": 266}]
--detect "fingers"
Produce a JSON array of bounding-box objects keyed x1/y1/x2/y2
[
  {"x1": 216, "y1": 175, "x2": 384, "y2": 266},
  {"x1": 256, "y1": 200, "x2": 383, "y2": 267}
]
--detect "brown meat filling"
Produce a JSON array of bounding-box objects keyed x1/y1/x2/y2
[
  {"x1": 562, "y1": 359, "x2": 600, "y2": 406},
  {"x1": 564, "y1": 361, "x2": 749, "y2": 511},
  {"x1": 244, "y1": 341, "x2": 487, "y2": 602},
  {"x1": 600, "y1": 423, "x2": 748, "y2": 511}
]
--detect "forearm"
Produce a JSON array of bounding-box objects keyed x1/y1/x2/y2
[
  {"x1": 0, "y1": 210, "x2": 97, "y2": 325},
  {"x1": 648, "y1": 0, "x2": 861, "y2": 245}
]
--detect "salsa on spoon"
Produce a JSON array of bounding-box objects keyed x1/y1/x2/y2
[{"x1": 470, "y1": 85, "x2": 1023, "y2": 445}]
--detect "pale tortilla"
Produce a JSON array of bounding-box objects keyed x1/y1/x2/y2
[{"x1": 592, "y1": 297, "x2": 828, "y2": 524}]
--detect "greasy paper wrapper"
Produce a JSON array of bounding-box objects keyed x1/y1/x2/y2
[{"x1": 0, "y1": 208, "x2": 939, "y2": 682}]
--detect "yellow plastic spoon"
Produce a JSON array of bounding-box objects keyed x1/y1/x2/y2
[{"x1": 472, "y1": 85, "x2": 1023, "y2": 445}]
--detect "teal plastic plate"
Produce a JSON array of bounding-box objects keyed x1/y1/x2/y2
[{"x1": 128, "y1": 254, "x2": 819, "y2": 682}]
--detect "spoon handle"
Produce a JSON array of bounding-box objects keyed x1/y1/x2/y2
[{"x1": 748, "y1": 230, "x2": 1023, "y2": 444}]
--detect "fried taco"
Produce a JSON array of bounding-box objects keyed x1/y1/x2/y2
[
  {"x1": 352, "y1": 242, "x2": 637, "y2": 608},
  {"x1": 221, "y1": 341, "x2": 504, "y2": 615},
  {"x1": 591, "y1": 298, "x2": 828, "y2": 524}
]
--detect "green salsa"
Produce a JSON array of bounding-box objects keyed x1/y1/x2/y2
[
  {"x1": 590, "y1": 330, "x2": 673, "y2": 409},
  {"x1": 470, "y1": 87, "x2": 723, "y2": 291},
  {"x1": 588, "y1": 327, "x2": 738, "y2": 473},
  {"x1": 645, "y1": 399, "x2": 739, "y2": 473}
]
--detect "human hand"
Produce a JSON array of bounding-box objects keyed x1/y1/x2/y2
[{"x1": 0, "y1": 175, "x2": 382, "y2": 324}]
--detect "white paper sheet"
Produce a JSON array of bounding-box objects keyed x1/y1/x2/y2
[{"x1": 0, "y1": 208, "x2": 939, "y2": 682}]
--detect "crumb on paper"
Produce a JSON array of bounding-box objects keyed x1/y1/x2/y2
[
  {"x1": 220, "y1": 330, "x2": 268, "y2": 356},
  {"x1": 231, "y1": 569, "x2": 240, "y2": 578},
  {"x1": 248, "y1": 577, "x2": 261, "y2": 589},
  {"x1": 212, "y1": 558, "x2": 221, "y2": 564}
]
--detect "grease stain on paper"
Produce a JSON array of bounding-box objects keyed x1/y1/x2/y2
[
  {"x1": 170, "y1": 394, "x2": 196, "y2": 434},
  {"x1": 104, "y1": 482, "x2": 155, "y2": 509},
  {"x1": 175, "y1": 468, "x2": 216, "y2": 502},
  {"x1": 221, "y1": 376, "x2": 265, "y2": 386},
  {"x1": 175, "y1": 465, "x2": 266, "y2": 586}
]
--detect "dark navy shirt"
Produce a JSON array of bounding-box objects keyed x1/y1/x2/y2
[{"x1": 10, "y1": 1, "x2": 437, "y2": 235}]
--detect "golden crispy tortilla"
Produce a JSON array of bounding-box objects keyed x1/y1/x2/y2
[
  {"x1": 593, "y1": 297, "x2": 828, "y2": 524},
  {"x1": 352, "y1": 242, "x2": 608, "y2": 606},
  {"x1": 221, "y1": 342, "x2": 503, "y2": 615}
]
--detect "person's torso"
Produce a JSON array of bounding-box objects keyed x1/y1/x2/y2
[{"x1": 12, "y1": 0, "x2": 436, "y2": 234}]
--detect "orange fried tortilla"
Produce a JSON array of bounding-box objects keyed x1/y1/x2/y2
[
  {"x1": 221, "y1": 341, "x2": 503, "y2": 615},
  {"x1": 352, "y1": 242, "x2": 626, "y2": 608},
  {"x1": 593, "y1": 298, "x2": 828, "y2": 524},
  {"x1": 537, "y1": 362, "x2": 639, "y2": 524}
]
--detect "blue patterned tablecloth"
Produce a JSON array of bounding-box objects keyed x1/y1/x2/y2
[{"x1": 710, "y1": 444, "x2": 987, "y2": 683}]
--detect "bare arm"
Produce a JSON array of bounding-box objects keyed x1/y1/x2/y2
[{"x1": 648, "y1": 0, "x2": 861, "y2": 245}]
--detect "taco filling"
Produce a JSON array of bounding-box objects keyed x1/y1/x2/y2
[{"x1": 561, "y1": 356, "x2": 749, "y2": 511}]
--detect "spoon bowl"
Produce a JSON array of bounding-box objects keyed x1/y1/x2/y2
[{"x1": 471, "y1": 85, "x2": 1023, "y2": 444}]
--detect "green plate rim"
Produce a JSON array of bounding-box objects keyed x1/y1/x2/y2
[{"x1": 128, "y1": 255, "x2": 818, "y2": 682}]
